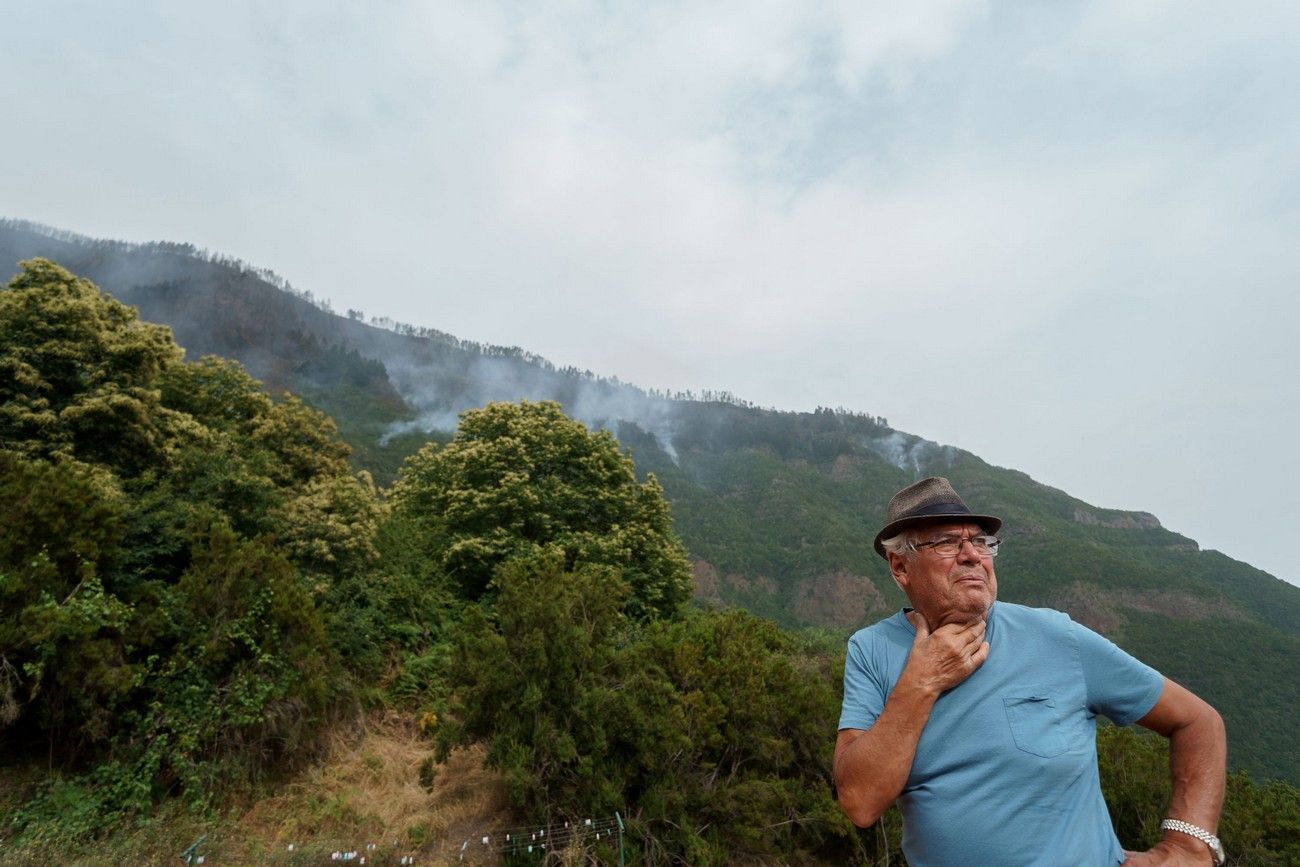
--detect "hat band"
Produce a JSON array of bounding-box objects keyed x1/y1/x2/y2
[{"x1": 900, "y1": 501, "x2": 973, "y2": 520}]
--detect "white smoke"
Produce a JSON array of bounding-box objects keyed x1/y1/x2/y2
[{"x1": 867, "y1": 430, "x2": 955, "y2": 474}]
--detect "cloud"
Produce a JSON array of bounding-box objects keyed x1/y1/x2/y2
[{"x1": 3, "y1": 0, "x2": 1299, "y2": 584}]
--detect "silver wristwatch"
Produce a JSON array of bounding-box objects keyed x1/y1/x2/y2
[{"x1": 1160, "y1": 818, "x2": 1226, "y2": 866}]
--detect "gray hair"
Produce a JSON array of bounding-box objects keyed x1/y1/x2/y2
[{"x1": 879, "y1": 529, "x2": 918, "y2": 559}]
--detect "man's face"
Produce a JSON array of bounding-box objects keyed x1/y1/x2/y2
[{"x1": 888, "y1": 520, "x2": 997, "y2": 627}]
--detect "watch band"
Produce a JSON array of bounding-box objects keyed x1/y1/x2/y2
[{"x1": 1160, "y1": 818, "x2": 1226, "y2": 866}]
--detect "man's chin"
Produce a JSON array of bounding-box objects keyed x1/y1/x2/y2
[{"x1": 955, "y1": 589, "x2": 994, "y2": 615}]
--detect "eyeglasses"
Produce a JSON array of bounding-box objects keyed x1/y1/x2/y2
[{"x1": 912, "y1": 534, "x2": 1000, "y2": 558}]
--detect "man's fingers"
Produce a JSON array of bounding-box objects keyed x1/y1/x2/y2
[
  {"x1": 908, "y1": 610, "x2": 931, "y2": 638},
  {"x1": 939, "y1": 618, "x2": 985, "y2": 636},
  {"x1": 954, "y1": 620, "x2": 987, "y2": 650},
  {"x1": 970, "y1": 641, "x2": 991, "y2": 668}
]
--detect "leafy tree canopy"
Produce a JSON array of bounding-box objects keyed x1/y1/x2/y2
[
  {"x1": 0, "y1": 260, "x2": 382, "y2": 832},
  {"x1": 0, "y1": 258, "x2": 181, "y2": 473},
  {"x1": 390, "y1": 400, "x2": 691, "y2": 620}
]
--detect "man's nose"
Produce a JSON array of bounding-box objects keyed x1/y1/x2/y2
[{"x1": 955, "y1": 538, "x2": 982, "y2": 563}]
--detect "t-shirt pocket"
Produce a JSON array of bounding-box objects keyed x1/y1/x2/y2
[{"x1": 1002, "y1": 694, "x2": 1068, "y2": 758}]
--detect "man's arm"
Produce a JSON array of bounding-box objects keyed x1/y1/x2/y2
[
  {"x1": 1123, "y1": 678, "x2": 1227, "y2": 866},
  {"x1": 834, "y1": 615, "x2": 989, "y2": 826}
]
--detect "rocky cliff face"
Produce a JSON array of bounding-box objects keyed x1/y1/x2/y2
[{"x1": 1073, "y1": 506, "x2": 1163, "y2": 530}]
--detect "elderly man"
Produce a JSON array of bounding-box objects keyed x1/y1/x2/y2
[{"x1": 834, "y1": 477, "x2": 1227, "y2": 866}]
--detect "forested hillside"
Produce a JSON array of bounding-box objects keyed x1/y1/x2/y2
[
  {"x1": 3, "y1": 219, "x2": 1296, "y2": 788},
  {"x1": 1, "y1": 257, "x2": 1298, "y2": 864}
]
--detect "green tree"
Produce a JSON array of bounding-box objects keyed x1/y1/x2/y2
[
  {"x1": 439, "y1": 553, "x2": 863, "y2": 865},
  {"x1": 390, "y1": 400, "x2": 691, "y2": 620},
  {"x1": 0, "y1": 260, "x2": 382, "y2": 838},
  {"x1": 624, "y1": 609, "x2": 856, "y2": 864},
  {"x1": 154, "y1": 517, "x2": 331, "y2": 783},
  {"x1": 1098, "y1": 723, "x2": 1300, "y2": 864},
  {"x1": 0, "y1": 258, "x2": 181, "y2": 474},
  {"x1": 437, "y1": 552, "x2": 643, "y2": 813},
  {"x1": 0, "y1": 451, "x2": 132, "y2": 742}
]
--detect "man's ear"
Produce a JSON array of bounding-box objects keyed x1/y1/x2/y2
[{"x1": 887, "y1": 552, "x2": 909, "y2": 592}]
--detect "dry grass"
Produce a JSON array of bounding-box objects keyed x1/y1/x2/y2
[
  {"x1": 231, "y1": 710, "x2": 517, "y2": 863},
  {"x1": 0, "y1": 712, "x2": 519, "y2": 866}
]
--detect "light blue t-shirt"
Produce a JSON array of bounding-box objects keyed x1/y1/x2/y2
[{"x1": 839, "y1": 602, "x2": 1164, "y2": 867}]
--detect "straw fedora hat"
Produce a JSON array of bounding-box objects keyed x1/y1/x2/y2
[{"x1": 873, "y1": 476, "x2": 1002, "y2": 558}]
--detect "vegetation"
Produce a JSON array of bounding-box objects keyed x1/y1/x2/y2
[
  {"x1": 390, "y1": 401, "x2": 691, "y2": 620},
  {"x1": 0, "y1": 260, "x2": 382, "y2": 842},
  {"x1": 437, "y1": 556, "x2": 860, "y2": 864},
  {"x1": 2, "y1": 257, "x2": 1298, "y2": 865},
  {"x1": 1099, "y1": 724, "x2": 1300, "y2": 866},
  {"x1": 6, "y1": 223, "x2": 1293, "y2": 780}
]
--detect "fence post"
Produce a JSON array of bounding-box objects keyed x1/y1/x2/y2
[
  {"x1": 180, "y1": 834, "x2": 207, "y2": 865},
  {"x1": 615, "y1": 812, "x2": 625, "y2": 867}
]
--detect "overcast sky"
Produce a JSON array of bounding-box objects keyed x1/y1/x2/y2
[{"x1": 4, "y1": 1, "x2": 1299, "y2": 587}]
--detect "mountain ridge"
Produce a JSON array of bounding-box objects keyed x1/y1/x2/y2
[{"x1": 3, "y1": 217, "x2": 1297, "y2": 783}]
